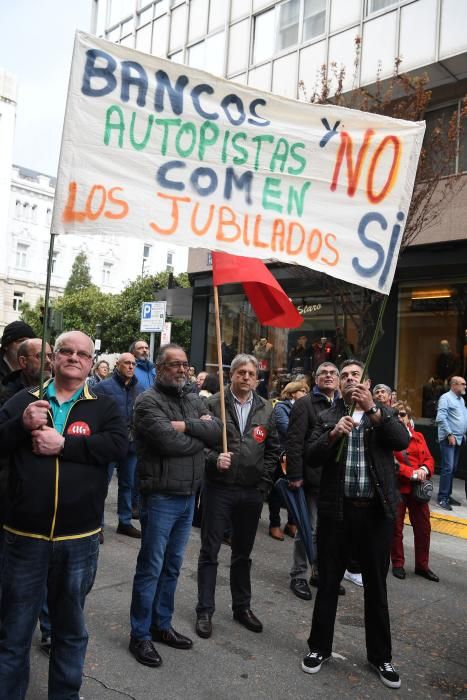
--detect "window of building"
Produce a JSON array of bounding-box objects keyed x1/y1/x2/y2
[
  {"x1": 16, "y1": 243, "x2": 28, "y2": 269},
  {"x1": 166, "y1": 250, "x2": 174, "y2": 272},
  {"x1": 207, "y1": 251, "x2": 212, "y2": 266},
  {"x1": 253, "y1": 9, "x2": 276, "y2": 64},
  {"x1": 367, "y1": 0, "x2": 398, "y2": 14},
  {"x1": 15, "y1": 200, "x2": 22, "y2": 218},
  {"x1": 31, "y1": 205, "x2": 38, "y2": 223},
  {"x1": 396, "y1": 282, "x2": 467, "y2": 418},
  {"x1": 303, "y1": 0, "x2": 326, "y2": 41},
  {"x1": 423, "y1": 101, "x2": 466, "y2": 177},
  {"x1": 46, "y1": 208, "x2": 52, "y2": 226},
  {"x1": 109, "y1": 0, "x2": 135, "y2": 26},
  {"x1": 277, "y1": 0, "x2": 300, "y2": 51},
  {"x1": 142, "y1": 244, "x2": 151, "y2": 274},
  {"x1": 12, "y1": 291, "x2": 24, "y2": 312},
  {"x1": 23, "y1": 203, "x2": 30, "y2": 221},
  {"x1": 102, "y1": 262, "x2": 112, "y2": 285}
]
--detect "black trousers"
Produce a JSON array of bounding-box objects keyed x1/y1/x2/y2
[
  {"x1": 308, "y1": 500, "x2": 394, "y2": 664},
  {"x1": 196, "y1": 482, "x2": 263, "y2": 616}
]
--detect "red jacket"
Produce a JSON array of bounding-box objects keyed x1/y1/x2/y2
[{"x1": 394, "y1": 427, "x2": 435, "y2": 495}]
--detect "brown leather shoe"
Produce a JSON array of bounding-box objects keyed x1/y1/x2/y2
[
  {"x1": 283, "y1": 523, "x2": 297, "y2": 538},
  {"x1": 269, "y1": 527, "x2": 284, "y2": 541},
  {"x1": 117, "y1": 523, "x2": 141, "y2": 539}
]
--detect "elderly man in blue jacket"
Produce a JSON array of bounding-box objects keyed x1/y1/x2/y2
[{"x1": 94, "y1": 352, "x2": 144, "y2": 538}]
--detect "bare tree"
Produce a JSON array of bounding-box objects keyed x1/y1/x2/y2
[{"x1": 297, "y1": 40, "x2": 467, "y2": 357}]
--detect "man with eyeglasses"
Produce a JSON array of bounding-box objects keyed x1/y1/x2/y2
[
  {"x1": 195, "y1": 354, "x2": 280, "y2": 639},
  {"x1": 286, "y1": 362, "x2": 342, "y2": 601},
  {"x1": 435, "y1": 375, "x2": 467, "y2": 510},
  {"x1": 0, "y1": 330, "x2": 128, "y2": 699},
  {"x1": 129, "y1": 343, "x2": 222, "y2": 668},
  {"x1": 94, "y1": 352, "x2": 143, "y2": 539},
  {"x1": 0, "y1": 338, "x2": 53, "y2": 406}
]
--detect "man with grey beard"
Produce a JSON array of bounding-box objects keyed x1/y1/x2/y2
[{"x1": 129, "y1": 344, "x2": 222, "y2": 668}]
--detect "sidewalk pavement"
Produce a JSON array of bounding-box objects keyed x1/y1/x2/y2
[
  {"x1": 423, "y1": 476, "x2": 467, "y2": 539},
  {"x1": 27, "y1": 477, "x2": 467, "y2": 700}
]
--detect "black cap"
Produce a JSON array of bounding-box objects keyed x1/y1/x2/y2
[{"x1": 1, "y1": 321, "x2": 35, "y2": 349}]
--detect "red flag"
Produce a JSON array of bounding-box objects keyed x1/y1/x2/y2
[{"x1": 212, "y1": 252, "x2": 303, "y2": 329}]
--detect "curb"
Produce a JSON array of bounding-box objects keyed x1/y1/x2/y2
[{"x1": 404, "y1": 511, "x2": 467, "y2": 540}]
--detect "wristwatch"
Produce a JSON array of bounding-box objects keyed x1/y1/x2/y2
[{"x1": 365, "y1": 405, "x2": 379, "y2": 416}]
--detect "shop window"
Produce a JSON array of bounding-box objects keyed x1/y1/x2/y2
[
  {"x1": 396, "y1": 283, "x2": 467, "y2": 419},
  {"x1": 13, "y1": 291, "x2": 24, "y2": 312}
]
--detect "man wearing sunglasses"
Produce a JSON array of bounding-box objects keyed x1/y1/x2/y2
[
  {"x1": 129, "y1": 343, "x2": 222, "y2": 668},
  {"x1": 0, "y1": 330, "x2": 128, "y2": 699},
  {"x1": 94, "y1": 353, "x2": 144, "y2": 539}
]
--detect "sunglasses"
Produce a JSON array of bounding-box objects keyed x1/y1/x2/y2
[{"x1": 398, "y1": 411, "x2": 407, "y2": 417}]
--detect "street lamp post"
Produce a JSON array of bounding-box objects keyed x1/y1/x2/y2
[{"x1": 94, "y1": 323, "x2": 102, "y2": 361}]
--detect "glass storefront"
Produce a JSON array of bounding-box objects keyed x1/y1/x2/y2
[
  {"x1": 396, "y1": 281, "x2": 467, "y2": 419},
  {"x1": 204, "y1": 288, "x2": 359, "y2": 397}
]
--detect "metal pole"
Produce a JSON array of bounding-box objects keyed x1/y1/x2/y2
[
  {"x1": 149, "y1": 332, "x2": 155, "y2": 363},
  {"x1": 39, "y1": 233, "x2": 56, "y2": 399}
]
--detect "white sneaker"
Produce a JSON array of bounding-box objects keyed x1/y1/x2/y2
[{"x1": 344, "y1": 570, "x2": 363, "y2": 587}]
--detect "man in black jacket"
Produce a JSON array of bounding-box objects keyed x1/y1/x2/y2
[
  {"x1": 129, "y1": 344, "x2": 222, "y2": 668},
  {"x1": 301, "y1": 360, "x2": 409, "y2": 690},
  {"x1": 286, "y1": 362, "x2": 340, "y2": 601},
  {"x1": 195, "y1": 354, "x2": 280, "y2": 639},
  {"x1": 0, "y1": 330, "x2": 128, "y2": 700}
]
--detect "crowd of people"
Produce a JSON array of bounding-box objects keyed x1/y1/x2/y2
[{"x1": 0, "y1": 319, "x2": 464, "y2": 698}]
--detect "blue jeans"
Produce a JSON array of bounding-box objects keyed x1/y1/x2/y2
[
  {"x1": 0, "y1": 533, "x2": 99, "y2": 700},
  {"x1": 111, "y1": 451, "x2": 138, "y2": 526},
  {"x1": 438, "y1": 439, "x2": 461, "y2": 501},
  {"x1": 130, "y1": 493, "x2": 194, "y2": 639}
]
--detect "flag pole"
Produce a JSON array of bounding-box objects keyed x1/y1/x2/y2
[
  {"x1": 335, "y1": 293, "x2": 389, "y2": 462},
  {"x1": 38, "y1": 232, "x2": 57, "y2": 399},
  {"x1": 213, "y1": 285, "x2": 228, "y2": 452}
]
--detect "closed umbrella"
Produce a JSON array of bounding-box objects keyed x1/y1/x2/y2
[{"x1": 274, "y1": 478, "x2": 315, "y2": 566}]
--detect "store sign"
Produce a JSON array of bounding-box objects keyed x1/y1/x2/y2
[
  {"x1": 296, "y1": 303, "x2": 323, "y2": 316},
  {"x1": 53, "y1": 32, "x2": 425, "y2": 295}
]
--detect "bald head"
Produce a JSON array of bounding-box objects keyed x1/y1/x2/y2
[
  {"x1": 450, "y1": 376, "x2": 466, "y2": 397},
  {"x1": 116, "y1": 352, "x2": 136, "y2": 384}
]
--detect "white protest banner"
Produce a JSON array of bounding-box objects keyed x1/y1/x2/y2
[{"x1": 53, "y1": 31, "x2": 425, "y2": 294}]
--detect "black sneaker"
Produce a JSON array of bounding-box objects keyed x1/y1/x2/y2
[
  {"x1": 369, "y1": 661, "x2": 401, "y2": 689},
  {"x1": 302, "y1": 651, "x2": 331, "y2": 674}
]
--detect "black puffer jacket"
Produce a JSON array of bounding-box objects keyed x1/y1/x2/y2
[
  {"x1": 205, "y1": 389, "x2": 280, "y2": 495},
  {"x1": 286, "y1": 389, "x2": 337, "y2": 490},
  {"x1": 309, "y1": 399, "x2": 409, "y2": 520},
  {"x1": 134, "y1": 380, "x2": 222, "y2": 496}
]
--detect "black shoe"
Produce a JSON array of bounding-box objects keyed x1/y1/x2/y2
[
  {"x1": 290, "y1": 578, "x2": 312, "y2": 601},
  {"x1": 302, "y1": 651, "x2": 331, "y2": 674},
  {"x1": 151, "y1": 626, "x2": 193, "y2": 649},
  {"x1": 195, "y1": 613, "x2": 212, "y2": 639},
  {"x1": 392, "y1": 567, "x2": 406, "y2": 580},
  {"x1": 117, "y1": 523, "x2": 141, "y2": 538},
  {"x1": 449, "y1": 496, "x2": 462, "y2": 506},
  {"x1": 39, "y1": 636, "x2": 51, "y2": 657},
  {"x1": 415, "y1": 568, "x2": 439, "y2": 582},
  {"x1": 369, "y1": 660, "x2": 401, "y2": 689},
  {"x1": 338, "y1": 584, "x2": 346, "y2": 596},
  {"x1": 233, "y1": 609, "x2": 263, "y2": 633},
  {"x1": 437, "y1": 499, "x2": 452, "y2": 511},
  {"x1": 129, "y1": 639, "x2": 162, "y2": 667}
]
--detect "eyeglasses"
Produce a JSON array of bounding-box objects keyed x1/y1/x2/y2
[
  {"x1": 164, "y1": 361, "x2": 189, "y2": 369},
  {"x1": 56, "y1": 348, "x2": 93, "y2": 360},
  {"x1": 317, "y1": 370, "x2": 338, "y2": 376},
  {"x1": 398, "y1": 411, "x2": 407, "y2": 417},
  {"x1": 24, "y1": 352, "x2": 53, "y2": 360}
]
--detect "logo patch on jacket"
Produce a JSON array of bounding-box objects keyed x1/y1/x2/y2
[
  {"x1": 67, "y1": 421, "x2": 91, "y2": 436},
  {"x1": 252, "y1": 426, "x2": 267, "y2": 443}
]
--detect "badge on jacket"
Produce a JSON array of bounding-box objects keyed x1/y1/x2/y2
[
  {"x1": 252, "y1": 426, "x2": 267, "y2": 443},
  {"x1": 67, "y1": 421, "x2": 91, "y2": 436}
]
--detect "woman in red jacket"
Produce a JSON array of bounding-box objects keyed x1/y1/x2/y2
[{"x1": 391, "y1": 402, "x2": 439, "y2": 582}]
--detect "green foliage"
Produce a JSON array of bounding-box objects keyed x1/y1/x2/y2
[
  {"x1": 30, "y1": 273, "x2": 191, "y2": 355},
  {"x1": 64, "y1": 251, "x2": 93, "y2": 295}
]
